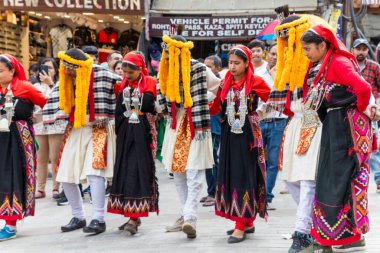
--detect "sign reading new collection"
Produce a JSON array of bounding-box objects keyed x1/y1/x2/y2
[
  {"x1": 0, "y1": 0, "x2": 144, "y2": 15},
  {"x1": 149, "y1": 16, "x2": 275, "y2": 39}
]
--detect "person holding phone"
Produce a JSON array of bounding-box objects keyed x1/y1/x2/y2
[{"x1": 33, "y1": 58, "x2": 67, "y2": 199}]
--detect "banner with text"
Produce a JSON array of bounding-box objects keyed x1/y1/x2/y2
[
  {"x1": 0, "y1": 0, "x2": 144, "y2": 15},
  {"x1": 149, "y1": 16, "x2": 276, "y2": 40}
]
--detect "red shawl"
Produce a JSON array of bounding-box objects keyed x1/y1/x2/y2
[
  {"x1": 119, "y1": 52, "x2": 156, "y2": 97},
  {"x1": 220, "y1": 45, "x2": 270, "y2": 102},
  {"x1": 0, "y1": 54, "x2": 47, "y2": 107}
]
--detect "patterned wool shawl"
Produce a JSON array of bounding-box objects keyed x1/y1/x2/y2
[
  {"x1": 157, "y1": 59, "x2": 210, "y2": 139},
  {"x1": 265, "y1": 62, "x2": 320, "y2": 115},
  {"x1": 43, "y1": 65, "x2": 121, "y2": 124}
]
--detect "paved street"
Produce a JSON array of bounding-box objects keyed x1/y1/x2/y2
[{"x1": 1, "y1": 161, "x2": 379, "y2": 253}]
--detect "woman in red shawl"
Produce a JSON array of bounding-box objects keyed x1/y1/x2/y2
[
  {"x1": 214, "y1": 45, "x2": 270, "y2": 243},
  {"x1": 0, "y1": 54, "x2": 47, "y2": 241},
  {"x1": 107, "y1": 51, "x2": 159, "y2": 235},
  {"x1": 301, "y1": 25, "x2": 379, "y2": 252}
]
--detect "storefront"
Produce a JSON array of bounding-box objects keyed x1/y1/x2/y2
[{"x1": 0, "y1": 0, "x2": 146, "y2": 71}]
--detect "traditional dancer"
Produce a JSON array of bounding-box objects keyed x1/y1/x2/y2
[
  {"x1": 215, "y1": 45, "x2": 270, "y2": 243},
  {"x1": 268, "y1": 15, "x2": 323, "y2": 252},
  {"x1": 0, "y1": 54, "x2": 47, "y2": 241},
  {"x1": 55, "y1": 48, "x2": 121, "y2": 235},
  {"x1": 158, "y1": 28, "x2": 219, "y2": 239},
  {"x1": 301, "y1": 25, "x2": 378, "y2": 252},
  {"x1": 107, "y1": 51, "x2": 159, "y2": 235}
]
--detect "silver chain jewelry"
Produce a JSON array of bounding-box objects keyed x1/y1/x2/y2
[{"x1": 226, "y1": 88, "x2": 247, "y2": 134}]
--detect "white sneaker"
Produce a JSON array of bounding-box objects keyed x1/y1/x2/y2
[{"x1": 182, "y1": 219, "x2": 197, "y2": 239}]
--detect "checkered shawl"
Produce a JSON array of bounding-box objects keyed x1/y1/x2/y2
[
  {"x1": 265, "y1": 63, "x2": 320, "y2": 114},
  {"x1": 307, "y1": 62, "x2": 321, "y2": 87},
  {"x1": 42, "y1": 83, "x2": 68, "y2": 124},
  {"x1": 157, "y1": 59, "x2": 210, "y2": 139},
  {"x1": 43, "y1": 65, "x2": 121, "y2": 124}
]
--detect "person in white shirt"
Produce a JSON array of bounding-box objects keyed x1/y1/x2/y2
[{"x1": 249, "y1": 40, "x2": 287, "y2": 210}]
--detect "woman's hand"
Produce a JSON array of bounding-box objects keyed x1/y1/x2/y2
[
  {"x1": 39, "y1": 72, "x2": 54, "y2": 86},
  {"x1": 363, "y1": 104, "x2": 380, "y2": 121}
]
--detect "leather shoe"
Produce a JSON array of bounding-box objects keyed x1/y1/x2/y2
[
  {"x1": 61, "y1": 217, "x2": 86, "y2": 232},
  {"x1": 124, "y1": 223, "x2": 138, "y2": 235},
  {"x1": 118, "y1": 219, "x2": 141, "y2": 231},
  {"x1": 226, "y1": 226, "x2": 255, "y2": 235},
  {"x1": 83, "y1": 219, "x2": 106, "y2": 235},
  {"x1": 228, "y1": 233, "x2": 246, "y2": 244}
]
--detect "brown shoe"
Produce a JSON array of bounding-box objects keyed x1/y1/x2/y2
[
  {"x1": 118, "y1": 219, "x2": 141, "y2": 231},
  {"x1": 35, "y1": 190, "x2": 46, "y2": 199},
  {"x1": 166, "y1": 216, "x2": 184, "y2": 232},
  {"x1": 182, "y1": 219, "x2": 196, "y2": 239},
  {"x1": 123, "y1": 223, "x2": 138, "y2": 235},
  {"x1": 202, "y1": 197, "x2": 215, "y2": 207},
  {"x1": 199, "y1": 196, "x2": 208, "y2": 203}
]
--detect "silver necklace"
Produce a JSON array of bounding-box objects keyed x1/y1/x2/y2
[
  {"x1": 122, "y1": 78, "x2": 144, "y2": 124},
  {"x1": 226, "y1": 87, "x2": 247, "y2": 134},
  {"x1": 0, "y1": 85, "x2": 16, "y2": 132}
]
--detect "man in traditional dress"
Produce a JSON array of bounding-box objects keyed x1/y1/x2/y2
[
  {"x1": 54, "y1": 48, "x2": 121, "y2": 235},
  {"x1": 158, "y1": 28, "x2": 219, "y2": 239}
]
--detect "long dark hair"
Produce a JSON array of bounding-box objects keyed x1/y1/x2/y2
[
  {"x1": 228, "y1": 49, "x2": 248, "y2": 63},
  {"x1": 301, "y1": 31, "x2": 331, "y2": 49},
  {"x1": 0, "y1": 55, "x2": 14, "y2": 71},
  {"x1": 40, "y1": 57, "x2": 59, "y2": 83}
]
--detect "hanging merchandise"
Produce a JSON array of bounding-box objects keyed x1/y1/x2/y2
[
  {"x1": 49, "y1": 24, "x2": 73, "y2": 58},
  {"x1": 73, "y1": 25, "x2": 97, "y2": 47},
  {"x1": 119, "y1": 29, "x2": 140, "y2": 50},
  {"x1": 98, "y1": 27, "x2": 119, "y2": 48}
]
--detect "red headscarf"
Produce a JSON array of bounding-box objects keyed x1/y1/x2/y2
[
  {"x1": 0, "y1": 54, "x2": 47, "y2": 107},
  {"x1": 0, "y1": 54, "x2": 27, "y2": 87},
  {"x1": 119, "y1": 52, "x2": 156, "y2": 96},
  {"x1": 309, "y1": 25, "x2": 359, "y2": 85},
  {"x1": 220, "y1": 45, "x2": 270, "y2": 102}
]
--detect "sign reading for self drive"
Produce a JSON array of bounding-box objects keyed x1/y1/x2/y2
[
  {"x1": 0, "y1": 0, "x2": 144, "y2": 15},
  {"x1": 149, "y1": 16, "x2": 275, "y2": 39}
]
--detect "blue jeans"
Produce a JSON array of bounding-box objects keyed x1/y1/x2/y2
[
  {"x1": 206, "y1": 133, "x2": 220, "y2": 197},
  {"x1": 370, "y1": 123, "x2": 380, "y2": 183},
  {"x1": 260, "y1": 119, "x2": 287, "y2": 203}
]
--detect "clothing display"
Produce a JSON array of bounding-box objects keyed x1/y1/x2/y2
[
  {"x1": 98, "y1": 27, "x2": 118, "y2": 47},
  {"x1": 49, "y1": 25, "x2": 73, "y2": 58},
  {"x1": 73, "y1": 26, "x2": 96, "y2": 47}
]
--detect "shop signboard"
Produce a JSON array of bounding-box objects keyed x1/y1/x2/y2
[
  {"x1": 0, "y1": 0, "x2": 144, "y2": 15},
  {"x1": 149, "y1": 15, "x2": 276, "y2": 40}
]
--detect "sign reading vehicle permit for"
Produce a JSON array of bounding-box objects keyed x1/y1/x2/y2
[{"x1": 149, "y1": 16, "x2": 275, "y2": 40}]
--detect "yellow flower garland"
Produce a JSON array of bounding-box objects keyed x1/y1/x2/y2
[
  {"x1": 274, "y1": 17, "x2": 312, "y2": 91},
  {"x1": 159, "y1": 35, "x2": 194, "y2": 108},
  {"x1": 58, "y1": 51, "x2": 93, "y2": 128}
]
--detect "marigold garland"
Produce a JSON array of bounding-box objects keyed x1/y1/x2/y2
[
  {"x1": 274, "y1": 17, "x2": 312, "y2": 91},
  {"x1": 160, "y1": 35, "x2": 194, "y2": 108},
  {"x1": 158, "y1": 50, "x2": 168, "y2": 95},
  {"x1": 58, "y1": 51, "x2": 93, "y2": 129}
]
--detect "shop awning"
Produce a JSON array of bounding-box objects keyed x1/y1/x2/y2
[{"x1": 150, "y1": 0, "x2": 318, "y2": 15}]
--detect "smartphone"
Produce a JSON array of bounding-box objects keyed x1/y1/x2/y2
[
  {"x1": 38, "y1": 65, "x2": 49, "y2": 82},
  {"x1": 39, "y1": 65, "x2": 49, "y2": 75}
]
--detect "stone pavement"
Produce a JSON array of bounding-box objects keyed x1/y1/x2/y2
[{"x1": 1, "y1": 161, "x2": 380, "y2": 253}]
